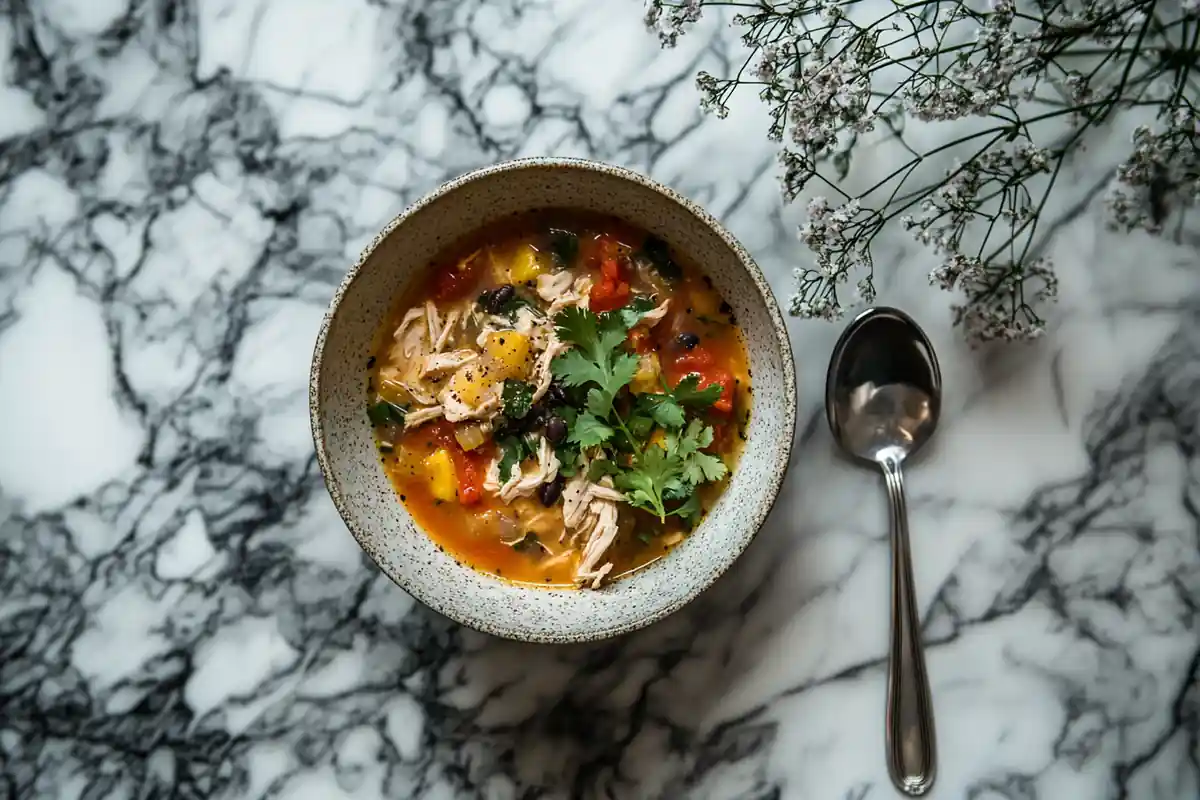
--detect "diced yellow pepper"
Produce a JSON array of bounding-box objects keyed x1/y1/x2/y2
[
  {"x1": 483, "y1": 331, "x2": 531, "y2": 379},
  {"x1": 649, "y1": 428, "x2": 668, "y2": 451},
  {"x1": 508, "y1": 244, "x2": 549, "y2": 284},
  {"x1": 489, "y1": 243, "x2": 549, "y2": 284},
  {"x1": 630, "y1": 353, "x2": 661, "y2": 395},
  {"x1": 690, "y1": 285, "x2": 723, "y2": 317},
  {"x1": 447, "y1": 363, "x2": 498, "y2": 407},
  {"x1": 424, "y1": 449, "x2": 458, "y2": 503}
]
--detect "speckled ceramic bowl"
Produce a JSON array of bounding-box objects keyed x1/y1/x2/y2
[{"x1": 310, "y1": 158, "x2": 796, "y2": 642}]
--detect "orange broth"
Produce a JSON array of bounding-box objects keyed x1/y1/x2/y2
[{"x1": 367, "y1": 211, "x2": 752, "y2": 587}]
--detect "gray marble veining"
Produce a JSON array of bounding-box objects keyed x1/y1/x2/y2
[{"x1": 1, "y1": 0, "x2": 1197, "y2": 798}]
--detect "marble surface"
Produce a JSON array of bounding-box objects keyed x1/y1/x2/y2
[{"x1": 1, "y1": 0, "x2": 1197, "y2": 798}]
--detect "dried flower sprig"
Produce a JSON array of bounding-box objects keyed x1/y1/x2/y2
[{"x1": 646, "y1": 0, "x2": 1199, "y2": 343}]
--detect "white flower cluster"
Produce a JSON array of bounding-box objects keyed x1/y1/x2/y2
[
  {"x1": 952, "y1": 256, "x2": 1058, "y2": 343},
  {"x1": 790, "y1": 197, "x2": 878, "y2": 319},
  {"x1": 645, "y1": 0, "x2": 1198, "y2": 344},
  {"x1": 903, "y1": 0, "x2": 1041, "y2": 121},
  {"x1": 644, "y1": 0, "x2": 703, "y2": 48},
  {"x1": 787, "y1": 49, "x2": 877, "y2": 155},
  {"x1": 1106, "y1": 108, "x2": 1200, "y2": 234}
]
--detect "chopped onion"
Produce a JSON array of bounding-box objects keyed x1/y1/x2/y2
[{"x1": 454, "y1": 423, "x2": 487, "y2": 451}]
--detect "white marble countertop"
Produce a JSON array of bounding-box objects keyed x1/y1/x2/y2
[{"x1": 2, "y1": 1, "x2": 1197, "y2": 798}]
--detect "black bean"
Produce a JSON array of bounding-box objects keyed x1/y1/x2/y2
[
  {"x1": 545, "y1": 380, "x2": 567, "y2": 405},
  {"x1": 677, "y1": 332, "x2": 700, "y2": 350},
  {"x1": 545, "y1": 415, "x2": 568, "y2": 444},
  {"x1": 538, "y1": 477, "x2": 564, "y2": 506},
  {"x1": 487, "y1": 284, "x2": 515, "y2": 313}
]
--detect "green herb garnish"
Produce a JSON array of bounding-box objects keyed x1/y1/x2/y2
[
  {"x1": 497, "y1": 434, "x2": 536, "y2": 482},
  {"x1": 368, "y1": 400, "x2": 407, "y2": 427},
  {"x1": 501, "y1": 380, "x2": 535, "y2": 420},
  {"x1": 548, "y1": 305, "x2": 728, "y2": 521},
  {"x1": 548, "y1": 229, "x2": 579, "y2": 268},
  {"x1": 636, "y1": 235, "x2": 682, "y2": 281},
  {"x1": 513, "y1": 532, "x2": 541, "y2": 553},
  {"x1": 612, "y1": 419, "x2": 726, "y2": 520},
  {"x1": 478, "y1": 289, "x2": 536, "y2": 320}
]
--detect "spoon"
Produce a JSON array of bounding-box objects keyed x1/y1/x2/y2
[{"x1": 825, "y1": 306, "x2": 941, "y2": 797}]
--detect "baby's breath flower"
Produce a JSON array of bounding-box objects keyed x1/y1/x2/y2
[
  {"x1": 644, "y1": 0, "x2": 703, "y2": 48},
  {"x1": 645, "y1": 0, "x2": 1197, "y2": 344}
]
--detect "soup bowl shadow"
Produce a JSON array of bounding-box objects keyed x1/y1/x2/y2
[{"x1": 310, "y1": 158, "x2": 797, "y2": 642}]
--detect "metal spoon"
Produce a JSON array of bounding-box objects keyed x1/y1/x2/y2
[{"x1": 825, "y1": 306, "x2": 941, "y2": 797}]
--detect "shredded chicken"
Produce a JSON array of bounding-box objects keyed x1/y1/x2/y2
[
  {"x1": 392, "y1": 307, "x2": 427, "y2": 360},
  {"x1": 421, "y1": 349, "x2": 477, "y2": 377},
  {"x1": 424, "y1": 301, "x2": 442, "y2": 345},
  {"x1": 441, "y1": 387, "x2": 501, "y2": 423},
  {"x1": 641, "y1": 299, "x2": 671, "y2": 326},
  {"x1": 404, "y1": 405, "x2": 444, "y2": 429},
  {"x1": 531, "y1": 336, "x2": 570, "y2": 402},
  {"x1": 536, "y1": 271, "x2": 573, "y2": 303},
  {"x1": 399, "y1": 380, "x2": 438, "y2": 407},
  {"x1": 542, "y1": 274, "x2": 594, "y2": 315},
  {"x1": 419, "y1": 300, "x2": 462, "y2": 355},
  {"x1": 484, "y1": 436, "x2": 561, "y2": 503},
  {"x1": 435, "y1": 313, "x2": 460, "y2": 352},
  {"x1": 562, "y1": 473, "x2": 624, "y2": 588}
]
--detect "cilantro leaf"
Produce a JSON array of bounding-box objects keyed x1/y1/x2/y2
[
  {"x1": 368, "y1": 400, "x2": 407, "y2": 427},
  {"x1": 550, "y1": 349, "x2": 605, "y2": 388},
  {"x1": 551, "y1": 307, "x2": 641, "y2": 412},
  {"x1": 635, "y1": 393, "x2": 686, "y2": 429},
  {"x1": 614, "y1": 419, "x2": 726, "y2": 521},
  {"x1": 669, "y1": 420, "x2": 727, "y2": 485},
  {"x1": 501, "y1": 380, "x2": 534, "y2": 419},
  {"x1": 615, "y1": 443, "x2": 674, "y2": 519},
  {"x1": 670, "y1": 374, "x2": 723, "y2": 410},
  {"x1": 569, "y1": 412, "x2": 615, "y2": 447},
  {"x1": 497, "y1": 435, "x2": 536, "y2": 482},
  {"x1": 611, "y1": 295, "x2": 657, "y2": 330},
  {"x1": 548, "y1": 229, "x2": 579, "y2": 268},
  {"x1": 683, "y1": 451, "x2": 727, "y2": 485},
  {"x1": 587, "y1": 460, "x2": 621, "y2": 481},
  {"x1": 636, "y1": 235, "x2": 682, "y2": 281},
  {"x1": 625, "y1": 410, "x2": 654, "y2": 441},
  {"x1": 555, "y1": 442, "x2": 581, "y2": 476},
  {"x1": 670, "y1": 494, "x2": 703, "y2": 526}
]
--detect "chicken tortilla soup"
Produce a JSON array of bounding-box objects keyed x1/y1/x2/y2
[{"x1": 366, "y1": 211, "x2": 751, "y2": 588}]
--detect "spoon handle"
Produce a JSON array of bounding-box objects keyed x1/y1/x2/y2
[{"x1": 880, "y1": 456, "x2": 936, "y2": 796}]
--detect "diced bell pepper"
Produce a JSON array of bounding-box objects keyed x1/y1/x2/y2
[
  {"x1": 483, "y1": 331, "x2": 531, "y2": 379},
  {"x1": 630, "y1": 353, "x2": 661, "y2": 395},
  {"x1": 424, "y1": 449, "x2": 458, "y2": 502}
]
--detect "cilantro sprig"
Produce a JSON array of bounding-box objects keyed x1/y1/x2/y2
[{"x1": 549, "y1": 302, "x2": 728, "y2": 522}]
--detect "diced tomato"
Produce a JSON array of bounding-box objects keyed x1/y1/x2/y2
[
  {"x1": 590, "y1": 254, "x2": 632, "y2": 312},
  {"x1": 431, "y1": 252, "x2": 483, "y2": 301},
  {"x1": 671, "y1": 347, "x2": 714, "y2": 372},
  {"x1": 590, "y1": 277, "x2": 630, "y2": 312},
  {"x1": 450, "y1": 446, "x2": 490, "y2": 506},
  {"x1": 664, "y1": 345, "x2": 735, "y2": 415},
  {"x1": 707, "y1": 369, "x2": 736, "y2": 414},
  {"x1": 426, "y1": 421, "x2": 491, "y2": 506}
]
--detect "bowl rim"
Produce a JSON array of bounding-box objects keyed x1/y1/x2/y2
[{"x1": 310, "y1": 156, "x2": 797, "y2": 641}]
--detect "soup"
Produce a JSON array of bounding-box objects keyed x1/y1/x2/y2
[{"x1": 366, "y1": 211, "x2": 751, "y2": 588}]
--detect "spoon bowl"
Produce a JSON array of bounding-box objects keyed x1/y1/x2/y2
[
  {"x1": 825, "y1": 306, "x2": 942, "y2": 797},
  {"x1": 827, "y1": 308, "x2": 941, "y2": 467}
]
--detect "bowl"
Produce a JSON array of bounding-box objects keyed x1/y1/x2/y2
[{"x1": 310, "y1": 158, "x2": 796, "y2": 642}]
